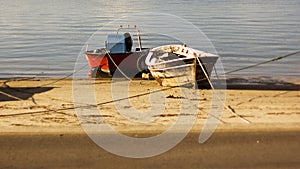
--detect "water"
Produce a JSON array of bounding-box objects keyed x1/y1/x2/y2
[{"x1": 0, "y1": 0, "x2": 299, "y2": 79}]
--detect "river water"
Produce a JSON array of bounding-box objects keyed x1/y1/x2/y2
[{"x1": 0, "y1": 0, "x2": 299, "y2": 79}]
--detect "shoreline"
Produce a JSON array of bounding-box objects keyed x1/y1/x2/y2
[{"x1": 1, "y1": 75, "x2": 299, "y2": 90}]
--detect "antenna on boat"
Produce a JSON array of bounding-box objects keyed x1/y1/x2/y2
[
  {"x1": 85, "y1": 44, "x2": 88, "y2": 52},
  {"x1": 137, "y1": 30, "x2": 142, "y2": 51}
]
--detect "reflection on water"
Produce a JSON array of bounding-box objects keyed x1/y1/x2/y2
[{"x1": 0, "y1": 0, "x2": 299, "y2": 78}]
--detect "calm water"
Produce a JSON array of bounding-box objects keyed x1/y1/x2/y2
[{"x1": 0, "y1": 0, "x2": 299, "y2": 79}]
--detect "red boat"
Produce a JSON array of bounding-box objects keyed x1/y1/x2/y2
[{"x1": 85, "y1": 26, "x2": 150, "y2": 78}]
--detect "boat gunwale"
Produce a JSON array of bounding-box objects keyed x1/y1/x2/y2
[
  {"x1": 85, "y1": 49, "x2": 149, "y2": 55},
  {"x1": 148, "y1": 55, "x2": 218, "y2": 66},
  {"x1": 148, "y1": 63, "x2": 195, "y2": 71},
  {"x1": 148, "y1": 45, "x2": 218, "y2": 66}
]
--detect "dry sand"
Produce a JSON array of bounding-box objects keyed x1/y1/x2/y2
[{"x1": 0, "y1": 78, "x2": 299, "y2": 169}]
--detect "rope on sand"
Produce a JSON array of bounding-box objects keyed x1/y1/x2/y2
[
  {"x1": 196, "y1": 56, "x2": 251, "y2": 124},
  {"x1": 38, "y1": 64, "x2": 89, "y2": 87}
]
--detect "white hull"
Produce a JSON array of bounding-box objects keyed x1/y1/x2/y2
[{"x1": 146, "y1": 45, "x2": 219, "y2": 88}]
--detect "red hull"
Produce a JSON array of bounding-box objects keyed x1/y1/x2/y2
[
  {"x1": 85, "y1": 50, "x2": 149, "y2": 77},
  {"x1": 86, "y1": 53, "x2": 109, "y2": 72}
]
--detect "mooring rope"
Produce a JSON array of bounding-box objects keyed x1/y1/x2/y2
[
  {"x1": 196, "y1": 57, "x2": 215, "y2": 90},
  {"x1": 226, "y1": 50, "x2": 300, "y2": 75},
  {"x1": 196, "y1": 55, "x2": 251, "y2": 124},
  {"x1": 106, "y1": 51, "x2": 132, "y2": 81},
  {"x1": 38, "y1": 63, "x2": 89, "y2": 87}
]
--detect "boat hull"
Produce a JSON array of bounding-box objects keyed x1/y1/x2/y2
[
  {"x1": 85, "y1": 50, "x2": 149, "y2": 78},
  {"x1": 149, "y1": 56, "x2": 218, "y2": 88}
]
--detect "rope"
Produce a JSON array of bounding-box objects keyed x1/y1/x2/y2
[
  {"x1": 0, "y1": 91, "x2": 23, "y2": 101},
  {"x1": 106, "y1": 51, "x2": 132, "y2": 80},
  {"x1": 226, "y1": 50, "x2": 300, "y2": 75},
  {"x1": 196, "y1": 56, "x2": 250, "y2": 124},
  {"x1": 196, "y1": 57, "x2": 215, "y2": 90},
  {"x1": 38, "y1": 63, "x2": 89, "y2": 87}
]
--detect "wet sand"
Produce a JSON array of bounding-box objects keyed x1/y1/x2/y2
[
  {"x1": 1, "y1": 131, "x2": 300, "y2": 169},
  {"x1": 0, "y1": 78, "x2": 299, "y2": 169}
]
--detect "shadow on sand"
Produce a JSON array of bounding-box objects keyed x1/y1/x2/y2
[
  {"x1": 199, "y1": 77, "x2": 300, "y2": 90},
  {"x1": 0, "y1": 87, "x2": 54, "y2": 102},
  {"x1": 225, "y1": 77, "x2": 300, "y2": 90}
]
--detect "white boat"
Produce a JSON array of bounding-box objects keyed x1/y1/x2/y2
[{"x1": 145, "y1": 44, "x2": 219, "y2": 88}]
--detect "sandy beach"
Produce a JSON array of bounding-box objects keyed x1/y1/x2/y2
[{"x1": 0, "y1": 78, "x2": 299, "y2": 169}]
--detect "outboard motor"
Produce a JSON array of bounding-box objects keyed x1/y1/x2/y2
[
  {"x1": 124, "y1": 32, "x2": 133, "y2": 52},
  {"x1": 105, "y1": 32, "x2": 132, "y2": 53}
]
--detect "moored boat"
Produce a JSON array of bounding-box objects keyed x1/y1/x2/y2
[
  {"x1": 85, "y1": 26, "x2": 149, "y2": 78},
  {"x1": 146, "y1": 44, "x2": 219, "y2": 88}
]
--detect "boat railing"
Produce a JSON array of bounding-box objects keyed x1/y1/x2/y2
[{"x1": 117, "y1": 25, "x2": 142, "y2": 51}]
